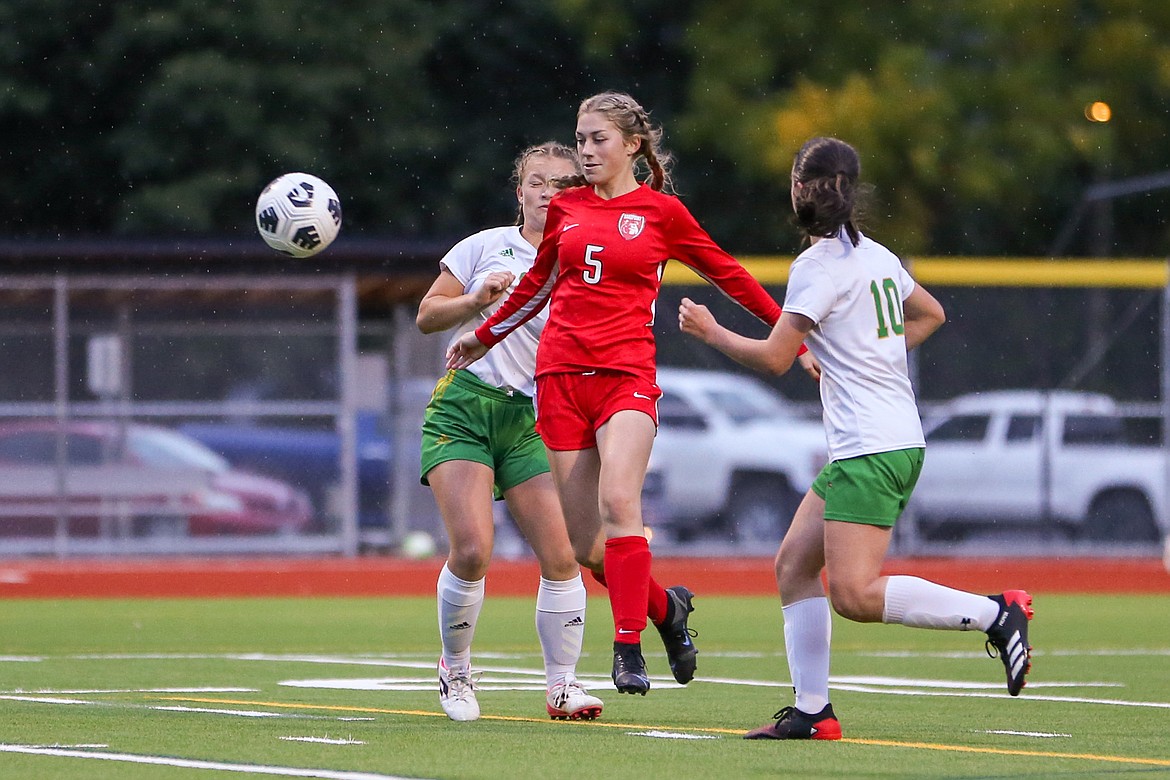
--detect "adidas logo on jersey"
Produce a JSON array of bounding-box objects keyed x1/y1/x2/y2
[
  {"x1": 499, "y1": 248, "x2": 514, "y2": 258},
  {"x1": 564, "y1": 616, "x2": 584, "y2": 628}
]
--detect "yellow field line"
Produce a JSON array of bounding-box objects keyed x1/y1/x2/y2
[
  {"x1": 155, "y1": 695, "x2": 721, "y2": 731},
  {"x1": 155, "y1": 696, "x2": 1170, "y2": 768},
  {"x1": 841, "y1": 737, "x2": 1170, "y2": 767}
]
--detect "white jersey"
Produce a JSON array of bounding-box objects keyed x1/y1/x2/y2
[
  {"x1": 439, "y1": 226, "x2": 544, "y2": 397},
  {"x1": 782, "y1": 232, "x2": 925, "y2": 461}
]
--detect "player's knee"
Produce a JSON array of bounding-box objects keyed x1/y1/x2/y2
[
  {"x1": 447, "y1": 543, "x2": 491, "y2": 579},
  {"x1": 774, "y1": 547, "x2": 815, "y2": 594},
  {"x1": 570, "y1": 537, "x2": 603, "y2": 571},
  {"x1": 827, "y1": 580, "x2": 880, "y2": 623},
  {"x1": 598, "y1": 492, "x2": 641, "y2": 530},
  {"x1": 539, "y1": 553, "x2": 581, "y2": 582}
]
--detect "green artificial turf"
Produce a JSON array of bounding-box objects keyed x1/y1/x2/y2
[{"x1": 1, "y1": 593, "x2": 1167, "y2": 778}]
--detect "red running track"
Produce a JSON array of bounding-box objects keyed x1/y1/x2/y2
[{"x1": 1, "y1": 555, "x2": 1168, "y2": 598}]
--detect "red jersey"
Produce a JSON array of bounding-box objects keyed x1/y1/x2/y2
[{"x1": 475, "y1": 184, "x2": 782, "y2": 383}]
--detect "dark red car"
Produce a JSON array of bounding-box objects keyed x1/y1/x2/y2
[{"x1": 0, "y1": 420, "x2": 313, "y2": 537}]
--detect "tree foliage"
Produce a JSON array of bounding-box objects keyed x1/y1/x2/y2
[
  {"x1": 680, "y1": 1, "x2": 1170, "y2": 255},
  {"x1": 2, "y1": 0, "x2": 1168, "y2": 257}
]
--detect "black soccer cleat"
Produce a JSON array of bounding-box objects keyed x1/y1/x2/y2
[
  {"x1": 656, "y1": 585, "x2": 699, "y2": 684},
  {"x1": 985, "y1": 589, "x2": 1034, "y2": 696},
  {"x1": 612, "y1": 641, "x2": 650, "y2": 695},
  {"x1": 743, "y1": 704, "x2": 842, "y2": 740}
]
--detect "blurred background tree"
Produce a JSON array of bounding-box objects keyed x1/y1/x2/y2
[
  {"x1": 679, "y1": 1, "x2": 1170, "y2": 256},
  {"x1": 2, "y1": 0, "x2": 1168, "y2": 258}
]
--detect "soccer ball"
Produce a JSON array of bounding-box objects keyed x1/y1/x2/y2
[
  {"x1": 255, "y1": 172, "x2": 342, "y2": 258},
  {"x1": 400, "y1": 530, "x2": 438, "y2": 560}
]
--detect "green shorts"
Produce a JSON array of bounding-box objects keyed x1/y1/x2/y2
[
  {"x1": 420, "y1": 369, "x2": 550, "y2": 498},
  {"x1": 811, "y1": 447, "x2": 925, "y2": 527}
]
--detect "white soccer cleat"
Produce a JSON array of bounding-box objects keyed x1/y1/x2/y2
[
  {"x1": 546, "y1": 674, "x2": 603, "y2": 721},
  {"x1": 438, "y1": 657, "x2": 480, "y2": 722}
]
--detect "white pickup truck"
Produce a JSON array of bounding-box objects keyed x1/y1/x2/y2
[
  {"x1": 910, "y1": 390, "x2": 1167, "y2": 542},
  {"x1": 642, "y1": 367, "x2": 828, "y2": 544}
]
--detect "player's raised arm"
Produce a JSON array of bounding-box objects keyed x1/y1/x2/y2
[
  {"x1": 417, "y1": 269, "x2": 515, "y2": 334},
  {"x1": 678, "y1": 298, "x2": 812, "y2": 376}
]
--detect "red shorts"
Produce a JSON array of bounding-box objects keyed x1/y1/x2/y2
[{"x1": 535, "y1": 371, "x2": 662, "y2": 451}]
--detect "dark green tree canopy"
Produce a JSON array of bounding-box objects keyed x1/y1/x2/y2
[{"x1": 3, "y1": 0, "x2": 1168, "y2": 256}]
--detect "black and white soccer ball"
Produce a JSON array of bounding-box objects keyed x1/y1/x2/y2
[{"x1": 255, "y1": 172, "x2": 342, "y2": 258}]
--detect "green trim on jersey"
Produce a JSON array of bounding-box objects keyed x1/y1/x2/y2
[
  {"x1": 420, "y1": 369, "x2": 549, "y2": 498},
  {"x1": 811, "y1": 448, "x2": 925, "y2": 527}
]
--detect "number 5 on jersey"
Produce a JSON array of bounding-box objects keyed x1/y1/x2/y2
[{"x1": 583, "y1": 244, "x2": 604, "y2": 284}]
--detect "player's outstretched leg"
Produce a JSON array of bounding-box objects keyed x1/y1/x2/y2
[
  {"x1": 743, "y1": 704, "x2": 842, "y2": 740},
  {"x1": 985, "y1": 589, "x2": 1033, "y2": 696},
  {"x1": 612, "y1": 641, "x2": 650, "y2": 695},
  {"x1": 656, "y1": 585, "x2": 699, "y2": 684},
  {"x1": 546, "y1": 673, "x2": 604, "y2": 720},
  {"x1": 437, "y1": 657, "x2": 479, "y2": 722}
]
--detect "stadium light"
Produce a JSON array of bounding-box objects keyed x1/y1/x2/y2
[{"x1": 1085, "y1": 101, "x2": 1112, "y2": 123}]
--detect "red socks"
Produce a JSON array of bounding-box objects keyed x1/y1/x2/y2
[
  {"x1": 591, "y1": 547, "x2": 670, "y2": 629},
  {"x1": 647, "y1": 575, "x2": 668, "y2": 626},
  {"x1": 604, "y1": 535, "x2": 663, "y2": 643}
]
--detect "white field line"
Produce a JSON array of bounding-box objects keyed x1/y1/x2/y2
[
  {"x1": 649, "y1": 674, "x2": 1170, "y2": 709},
  {"x1": 6, "y1": 652, "x2": 1167, "y2": 712},
  {"x1": 0, "y1": 687, "x2": 254, "y2": 695},
  {"x1": 13, "y1": 671, "x2": 1166, "y2": 713},
  {"x1": 152, "y1": 705, "x2": 312, "y2": 719},
  {"x1": 5, "y1": 648, "x2": 1165, "y2": 664},
  {"x1": 828, "y1": 683, "x2": 1170, "y2": 709},
  {"x1": 0, "y1": 696, "x2": 375, "y2": 721},
  {"x1": 982, "y1": 729, "x2": 1073, "y2": 738},
  {"x1": 629, "y1": 731, "x2": 719, "y2": 740},
  {"x1": 0, "y1": 744, "x2": 424, "y2": 779},
  {"x1": 154, "y1": 706, "x2": 361, "y2": 722},
  {"x1": 277, "y1": 674, "x2": 674, "y2": 693},
  {"x1": 0, "y1": 695, "x2": 96, "y2": 705},
  {"x1": 280, "y1": 737, "x2": 364, "y2": 745},
  {"x1": 694, "y1": 675, "x2": 1114, "y2": 691},
  {"x1": 864, "y1": 648, "x2": 1170, "y2": 658},
  {"x1": 830, "y1": 674, "x2": 1120, "y2": 690}
]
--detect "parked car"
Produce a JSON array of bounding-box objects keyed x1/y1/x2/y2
[
  {"x1": 180, "y1": 411, "x2": 392, "y2": 532},
  {"x1": 910, "y1": 390, "x2": 1166, "y2": 542},
  {"x1": 0, "y1": 420, "x2": 313, "y2": 537},
  {"x1": 643, "y1": 367, "x2": 828, "y2": 544},
  {"x1": 179, "y1": 380, "x2": 449, "y2": 546}
]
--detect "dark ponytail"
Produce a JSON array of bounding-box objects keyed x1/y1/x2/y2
[{"x1": 791, "y1": 137, "x2": 866, "y2": 247}]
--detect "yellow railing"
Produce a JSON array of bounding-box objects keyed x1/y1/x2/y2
[{"x1": 662, "y1": 257, "x2": 1169, "y2": 288}]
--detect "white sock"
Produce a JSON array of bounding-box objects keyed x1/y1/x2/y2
[
  {"x1": 535, "y1": 574, "x2": 587, "y2": 687},
  {"x1": 437, "y1": 562, "x2": 485, "y2": 670},
  {"x1": 783, "y1": 597, "x2": 832, "y2": 715},
  {"x1": 882, "y1": 575, "x2": 1000, "y2": 631}
]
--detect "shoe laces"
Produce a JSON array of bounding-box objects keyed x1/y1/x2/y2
[
  {"x1": 549, "y1": 675, "x2": 588, "y2": 707},
  {"x1": 662, "y1": 619, "x2": 698, "y2": 641},
  {"x1": 444, "y1": 667, "x2": 479, "y2": 700},
  {"x1": 771, "y1": 705, "x2": 796, "y2": 722}
]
